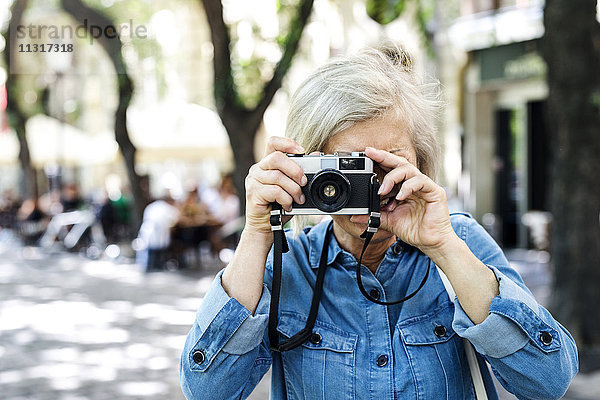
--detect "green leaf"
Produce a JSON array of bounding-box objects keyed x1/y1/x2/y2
[{"x1": 366, "y1": 0, "x2": 406, "y2": 25}]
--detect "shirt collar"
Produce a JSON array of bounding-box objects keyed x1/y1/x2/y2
[{"x1": 307, "y1": 220, "x2": 413, "y2": 269}]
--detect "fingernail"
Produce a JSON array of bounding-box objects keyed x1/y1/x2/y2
[
  {"x1": 396, "y1": 190, "x2": 403, "y2": 200},
  {"x1": 377, "y1": 183, "x2": 385, "y2": 195},
  {"x1": 297, "y1": 145, "x2": 305, "y2": 153},
  {"x1": 301, "y1": 175, "x2": 307, "y2": 186},
  {"x1": 299, "y1": 194, "x2": 306, "y2": 204}
]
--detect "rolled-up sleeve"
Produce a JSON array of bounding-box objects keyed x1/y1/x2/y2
[
  {"x1": 180, "y1": 270, "x2": 272, "y2": 399},
  {"x1": 453, "y1": 265, "x2": 532, "y2": 358},
  {"x1": 449, "y1": 214, "x2": 578, "y2": 400}
]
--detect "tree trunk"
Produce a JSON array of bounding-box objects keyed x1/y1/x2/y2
[
  {"x1": 13, "y1": 115, "x2": 37, "y2": 199},
  {"x1": 4, "y1": 0, "x2": 37, "y2": 200},
  {"x1": 228, "y1": 126, "x2": 257, "y2": 210},
  {"x1": 200, "y1": 0, "x2": 314, "y2": 211},
  {"x1": 221, "y1": 108, "x2": 264, "y2": 209},
  {"x1": 542, "y1": 0, "x2": 600, "y2": 366},
  {"x1": 61, "y1": 0, "x2": 147, "y2": 230}
]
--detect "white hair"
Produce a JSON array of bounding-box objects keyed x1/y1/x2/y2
[
  {"x1": 286, "y1": 45, "x2": 441, "y2": 176},
  {"x1": 285, "y1": 45, "x2": 442, "y2": 233}
]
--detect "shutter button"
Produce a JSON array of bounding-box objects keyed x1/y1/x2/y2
[
  {"x1": 540, "y1": 331, "x2": 553, "y2": 346},
  {"x1": 434, "y1": 325, "x2": 447, "y2": 338},
  {"x1": 310, "y1": 332, "x2": 322, "y2": 345},
  {"x1": 376, "y1": 354, "x2": 388, "y2": 367},
  {"x1": 369, "y1": 288, "x2": 381, "y2": 300},
  {"x1": 192, "y1": 350, "x2": 205, "y2": 364}
]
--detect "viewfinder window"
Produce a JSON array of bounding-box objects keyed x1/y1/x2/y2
[{"x1": 339, "y1": 158, "x2": 364, "y2": 170}]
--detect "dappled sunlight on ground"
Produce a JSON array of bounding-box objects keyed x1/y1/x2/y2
[{"x1": 0, "y1": 234, "x2": 217, "y2": 399}]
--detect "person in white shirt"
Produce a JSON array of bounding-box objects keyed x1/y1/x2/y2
[{"x1": 137, "y1": 194, "x2": 180, "y2": 272}]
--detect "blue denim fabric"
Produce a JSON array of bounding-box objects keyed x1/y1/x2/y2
[{"x1": 180, "y1": 213, "x2": 578, "y2": 399}]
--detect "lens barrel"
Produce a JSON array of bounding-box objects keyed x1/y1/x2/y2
[{"x1": 308, "y1": 169, "x2": 351, "y2": 213}]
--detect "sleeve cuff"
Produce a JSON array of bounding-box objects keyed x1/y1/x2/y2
[
  {"x1": 452, "y1": 265, "x2": 539, "y2": 358},
  {"x1": 222, "y1": 282, "x2": 270, "y2": 355},
  {"x1": 195, "y1": 269, "x2": 236, "y2": 331},
  {"x1": 191, "y1": 269, "x2": 270, "y2": 369}
]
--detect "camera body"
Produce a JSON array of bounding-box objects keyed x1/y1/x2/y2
[{"x1": 284, "y1": 152, "x2": 377, "y2": 215}]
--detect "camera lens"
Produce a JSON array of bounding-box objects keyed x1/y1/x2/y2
[
  {"x1": 323, "y1": 184, "x2": 336, "y2": 198},
  {"x1": 309, "y1": 169, "x2": 351, "y2": 213}
]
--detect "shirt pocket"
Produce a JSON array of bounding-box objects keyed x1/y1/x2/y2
[
  {"x1": 277, "y1": 311, "x2": 358, "y2": 400},
  {"x1": 398, "y1": 303, "x2": 474, "y2": 400}
]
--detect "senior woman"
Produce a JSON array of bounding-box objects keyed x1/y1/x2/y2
[{"x1": 180, "y1": 46, "x2": 578, "y2": 399}]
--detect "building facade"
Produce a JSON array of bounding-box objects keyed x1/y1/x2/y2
[{"x1": 447, "y1": 0, "x2": 550, "y2": 248}]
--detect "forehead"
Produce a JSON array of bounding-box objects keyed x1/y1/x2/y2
[{"x1": 322, "y1": 112, "x2": 413, "y2": 155}]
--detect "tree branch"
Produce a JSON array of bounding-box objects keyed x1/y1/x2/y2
[
  {"x1": 253, "y1": 0, "x2": 314, "y2": 119},
  {"x1": 61, "y1": 0, "x2": 146, "y2": 227},
  {"x1": 201, "y1": 0, "x2": 236, "y2": 114},
  {"x1": 4, "y1": 0, "x2": 37, "y2": 199},
  {"x1": 61, "y1": 0, "x2": 127, "y2": 73}
]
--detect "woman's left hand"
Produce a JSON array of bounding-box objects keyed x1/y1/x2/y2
[{"x1": 362, "y1": 147, "x2": 456, "y2": 252}]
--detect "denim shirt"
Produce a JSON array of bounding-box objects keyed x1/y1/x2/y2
[{"x1": 180, "y1": 213, "x2": 578, "y2": 399}]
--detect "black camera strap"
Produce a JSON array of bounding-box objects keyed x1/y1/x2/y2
[
  {"x1": 268, "y1": 174, "x2": 430, "y2": 352},
  {"x1": 268, "y1": 204, "x2": 333, "y2": 352},
  {"x1": 355, "y1": 175, "x2": 431, "y2": 305}
]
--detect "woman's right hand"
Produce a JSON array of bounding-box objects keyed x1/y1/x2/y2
[{"x1": 244, "y1": 136, "x2": 308, "y2": 236}]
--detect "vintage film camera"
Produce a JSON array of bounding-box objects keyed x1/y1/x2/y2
[{"x1": 283, "y1": 152, "x2": 379, "y2": 215}]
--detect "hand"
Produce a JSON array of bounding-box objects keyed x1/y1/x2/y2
[
  {"x1": 244, "y1": 136, "x2": 307, "y2": 236},
  {"x1": 362, "y1": 147, "x2": 456, "y2": 252}
]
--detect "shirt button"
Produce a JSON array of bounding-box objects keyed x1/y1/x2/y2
[
  {"x1": 310, "y1": 332, "x2": 322, "y2": 345},
  {"x1": 540, "y1": 331, "x2": 553, "y2": 346},
  {"x1": 192, "y1": 350, "x2": 205, "y2": 364},
  {"x1": 434, "y1": 325, "x2": 447, "y2": 338},
  {"x1": 376, "y1": 354, "x2": 388, "y2": 367},
  {"x1": 393, "y1": 243, "x2": 403, "y2": 254},
  {"x1": 369, "y1": 288, "x2": 381, "y2": 300}
]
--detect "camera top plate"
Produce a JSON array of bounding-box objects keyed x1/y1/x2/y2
[{"x1": 285, "y1": 151, "x2": 367, "y2": 157}]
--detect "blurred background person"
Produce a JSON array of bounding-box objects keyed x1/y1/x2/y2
[
  {"x1": 172, "y1": 187, "x2": 217, "y2": 268},
  {"x1": 15, "y1": 196, "x2": 48, "y2": 246},
  {"x1": 199, "y1": 173, "x2": 242, "y2": 259},
  {"x1": 214, "y1": 173, "x2": 240, "y2": 226},
  {"x1": 136, "y1": 190, "x2": 180, "y2": 272},
  {"x1": 0, "y1": 189, "x2": 20, "y2": 231},
  {"x1": 60, "y1": 183, "x2": 84, "y2": 213}
]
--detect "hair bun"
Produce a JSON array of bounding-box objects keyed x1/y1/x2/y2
[{"x1": 379, "y1": 44, "x2": 414, "y2": 73}]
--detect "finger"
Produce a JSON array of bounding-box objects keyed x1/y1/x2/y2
[
  {"x1": 254, "y1": 183, "x2": 295, "y2": 212},
  {"x1": 264, "y1": 136, "x2": 304, "y2": 157},
  {"x1": 258, "y1": 151, "x2": 307, "y2": 187},
  {"x1": 365, "y1": 147, "x2": 411, "y2": 170},
  {"x1": 378, "y1": 163, "x2": 421, "y2": 196},
  {"x1": 395, "y1": 175, "x2": 442, "y2": 203},
  {"x1": 253, "y1": 168, "x2": 306, "y2": 204}
]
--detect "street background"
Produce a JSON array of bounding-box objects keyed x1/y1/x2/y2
[{"x1": 2, "y1": 0, "x2": 600, "y2": 399}]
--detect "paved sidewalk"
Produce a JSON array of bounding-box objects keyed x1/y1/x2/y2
[
  {"x1": 0, "y1": 235, "x2": 216, "y2": 400},
  {"x1": 0, "y1": 231, "x2": 595, "y2": 399}
]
